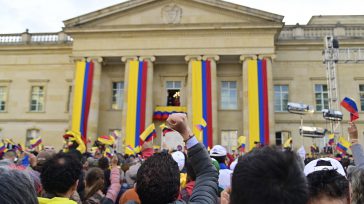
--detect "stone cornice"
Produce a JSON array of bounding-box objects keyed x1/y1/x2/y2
[{"x1": 64, "y1": 0, "x2": 283, "y2": 28}]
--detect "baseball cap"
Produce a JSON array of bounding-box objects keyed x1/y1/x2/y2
[
  {"x1": 210, "y1": 145, "x2": 227, "y2": 157},
  {"x1": 304, "y1": 158, "x2": 346, "y2": 177}
]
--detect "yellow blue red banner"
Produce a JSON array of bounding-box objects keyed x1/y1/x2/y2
[
  {"x1": 125, "y1": 60, "x2": 148, "y2": 152},
  {"x1": 248, "y1": 59, "x2": 269, "y2": 149},
  {"x1": 71, "y1": 60, "x2": 94, "y2": 146}
]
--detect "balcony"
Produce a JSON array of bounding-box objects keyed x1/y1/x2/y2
[{"x1": 0, "y1": 30, "x2": 73, "y2": 45}]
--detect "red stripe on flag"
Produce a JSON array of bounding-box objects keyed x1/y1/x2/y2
[
  {"x1": 139, "y1": 61, "x2": 148, "y2": 145},
  {"x1": 262, "y1": 59, "x2": 269, "y2": 144},
  {"x1": 83, "y1": 61, "x2": 94, "y2": 147}
]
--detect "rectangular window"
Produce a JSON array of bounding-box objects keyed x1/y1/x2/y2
[
  {"x1": 360, "y1": 85, "x2": 364, "y2": 111},
  {"x1": 221, "y1": 130, "x2": 238, "y2": 153},
  {"x1": 315, "y1": 84, "x2": 329, "y2": 111},
  {"x1": 66, "y1": 85, "x2": 72, "y2": 112},
  {"x1": 0, "y1": 86, "x2": 7, "y2": 112},
  {"x1": 112, "y1": 82, "x2": 124, "y2": 110},
  {"x1": 166, "y1": 81, "x2": 181, "y2": 106},
  {"x1": 274, "y1": 85, "x2": 289, "y2": 112},
  {"x1": 30, "y1": 86, "x2": 45, "y2": 112},
  {"x1": 26, "y1": 129, "x2": 40, "y2": 147},
  {"x1": 221, "y1": 81, "x2": 238, "y2": 110}
]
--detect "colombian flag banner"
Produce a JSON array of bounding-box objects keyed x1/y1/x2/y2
[
  {"x1": 140, "y1": 124, "x2": 157, "y2": 144},
  {"x1": 191, "y1": 60, "x2": 213, "y2": 148},
  {"x1": 71, "y1": 60, "x2": 94, "y2": 146},
  {"x1": 247, "y1": 59, "x2": 269, "y2": 149},
  {"x1": 125, "y1": 60, "x2": 148, "y2": 153}
]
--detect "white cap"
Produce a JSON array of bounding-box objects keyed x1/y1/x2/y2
[
  {"x1": 210, "y1": 145, "x2": 227, "y2": 157},
  {"x1": 304, "y1": 158, "x2": 346, "y2": 177},
  {"x1": 172, "y1": 151, "x2": 185, "y2": 172}
]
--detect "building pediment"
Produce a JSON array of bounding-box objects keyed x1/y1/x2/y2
[{"x1": 63, "y1": 0, "x2": 284, "y2": 32}]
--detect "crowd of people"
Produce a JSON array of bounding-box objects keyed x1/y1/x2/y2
[{"x1": 0, "y1": 113, "x2": 364, "y2": 204}]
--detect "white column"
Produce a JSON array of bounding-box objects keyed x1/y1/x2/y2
[
  {"x1": 139, "y1": 56, "x2": 156, "y2": 128},
  {"x1": 120, "y1": 56, "x2": 138, "y2": 151},
  {"x1": 202, "y1": 55, "x2": 220, "y2": 145},
  {"x1": 87, "y1": 57, "x2": 103, "y2": 143},
  {"x1": 240, "y1": 55, "x2": 256, "y2": 150},
  {"x1": 185, "y1": 55, "x2": 202, "y2": 128},
  {"x1": 260, "y1": 55, "x2": 276, "y2": 145}
]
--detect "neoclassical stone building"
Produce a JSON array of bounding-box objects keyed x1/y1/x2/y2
[{"x1": 1, "y1": 0, "x2": 364, "y2": 151}]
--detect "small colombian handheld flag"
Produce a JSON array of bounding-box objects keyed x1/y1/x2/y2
[
  {"x1": 196, "y1": 118, "x2": 207, "y2": 131},
  {"x1": 160, "y1": 124, "x2": 174, "y2": 136},
  {"x1": 283, "y1": 137, "x2": 292, "y2": 148},
  {"x1": 341, "y1": 97, "x2": 359, "y2": 122},
  {"x1": 0, "y1": 142, "x2": 7, "y2": 153},
  {"x1": 328, "y1": 134, "x2": 335, "y2": 146},
  {"x1": 140, "y1": 124, "x2": 157, "y2": 144},
  {"x1": 336, "y1": 136, "x2": 351, "y2": 154},
  {"x1": 238, "y1": 136, "x2": 247, "y2": 153},
  {"x1": 30, "y1": 137, "x2": 42, "y2": 149}
]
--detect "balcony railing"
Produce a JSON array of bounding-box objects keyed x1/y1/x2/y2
[
  {"x1": 278, "y1": 25, "x2": 364, "y2": 40},
  {"x1": 0, "y1": 31, "x2": 73, "y2": 45}
]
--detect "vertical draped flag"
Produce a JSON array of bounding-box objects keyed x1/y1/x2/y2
[
  {"x1": 340, "y1": 97, "x2": 359, "y2": 122},
  {"x1": 71, "y1": 60, "x2": 94, "y2": 146},
  {"x1": 125, "y1": 60, "x2": 148, "y2": 153},
  {"x1": 191, "y1": 60, "x2": 213, "y2": 148},
  {"x1": 247, "y1": 59, "x2": 269, "y2": 149}
]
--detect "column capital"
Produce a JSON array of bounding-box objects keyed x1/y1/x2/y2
[
  {"x1": 87, "y1": 57, "x2": 103, "y2": 63},
  {"x1": 239, "y1": 55, "x2": 257, "y2": 62},
  {"x1": 185, "y1": 55, "x2": 202, "y2": 62},
  {"x1": 258, "y1": 54, "x2": 276, "y2": 61},
  {"x1": 121, "y1": 56, "x2": 138, "y2": 62},
  {"x1": 139, "y1": 56, "x2": 156, "y2": 62},
  {"x1": 202, "y1": 55, "x2": 220, "y2": 61}
]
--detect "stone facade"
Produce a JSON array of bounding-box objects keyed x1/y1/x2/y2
[{"x1": 1, "y1": 0, "x2": 364, "y2": 151}]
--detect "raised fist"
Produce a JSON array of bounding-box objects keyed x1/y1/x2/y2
[{"x1": 166, "y1": 113, "x2": 192, "y2": 141}]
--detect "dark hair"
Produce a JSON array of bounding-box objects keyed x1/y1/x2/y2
[
  {"x1": 41, "y1": 152, "x2": 82, "y2": 195},
  {"x1": 307, "y1": 170, "x2": 349, "y2": 202},
  {"x1": 98, "y1": 157, "x2": 109, "y2": 170},
  {"x1": 84, "y1": 167, "x2": 104, "y2": 201},
  {"x1": 136, "y1": 152, "x2": 180, "y2": 204},
  {"x1": 231, "y1": 146, "x2": 308, "y2": 204}
]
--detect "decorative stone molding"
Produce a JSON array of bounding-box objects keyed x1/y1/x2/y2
[
  {"x1": 185, "y1": 55, "x2": 202, "y2": 62},
  {"x1": 161, "y1": 4, "x2": 182, "y2": 24},
  {"x1": 28, "y1": 79, "x2": 50, "y2": 83},
  {"x1": 0, "y1": 80, "x2": 12, "y2": 83}
]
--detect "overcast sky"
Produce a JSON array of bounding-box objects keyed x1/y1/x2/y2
[{"x1": 1, "y1": 0, "x2": 363, "y2": 33}]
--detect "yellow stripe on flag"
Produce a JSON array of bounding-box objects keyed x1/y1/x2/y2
[
  {"x1": 248, "y1": 59, "x2": 260, "y2": 150},
  {"x1": 140, "y1": 124, "x2": 156, "y2": 142},
  {"x1": 125, "y1": 60, "x2": 139, "y2": 154},
  {"x1": 71, "y1": 61, "x2": 86, "y2": 132},
  {"x1": 192, "y1": 61, "x2": 203, "y2": 142}
]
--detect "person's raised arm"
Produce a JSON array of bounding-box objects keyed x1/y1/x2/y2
[
  {"x1": 349, "y1": 122, "x2": 364, "y2": 167},
  {"x1": 167, "y1": 113, "x2": 218, "y2": 204}
]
